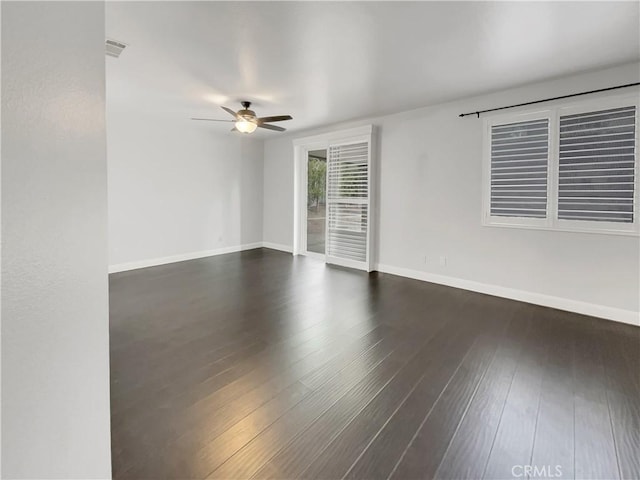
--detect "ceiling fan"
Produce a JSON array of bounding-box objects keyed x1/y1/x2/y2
[{"x1": 191, "y1": 101, "x2": 292, "y2": 134}]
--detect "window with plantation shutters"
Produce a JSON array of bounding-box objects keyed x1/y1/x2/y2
[
  {"x1": 558, "y1": 106, "x2": 636, "y2": 223},
  {"x1": 326, "y1": 141, "x2": 371, "y2": 269},
  {"x1": 483, "y1": 96, "x2": 638, "y2": 235},
  {"x1": 490, "y1": 118, "x2": 549, "y2": 220}
]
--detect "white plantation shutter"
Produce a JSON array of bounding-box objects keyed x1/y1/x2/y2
[
  {"x1": 326, "y1": 141, "x2": 371, "y2": 270},
  {"x1": 490, "y1": 118, "x2": 550, "y2": 219},
  {"x1": 484, "y1": 97, "x2": 638, "y2": 234},
  {"x1": 558, "y1": 106, "x2": 637, "y2": 223}
]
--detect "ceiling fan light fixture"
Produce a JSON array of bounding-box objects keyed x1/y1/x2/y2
[
  {"x1": 192, "y1": 101, "x2": 291, "y2": 133},
  {"x1": 235, "y1": 119, "x2": 257, "y2": 133}
]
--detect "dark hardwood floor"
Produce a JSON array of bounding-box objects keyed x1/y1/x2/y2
[{"x1": 109, "y1": 248, "x2": 639, "y2": 480}]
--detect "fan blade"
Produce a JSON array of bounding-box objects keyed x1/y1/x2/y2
[
  {"x1": 191, "y1": 118, "x2": 235, "y2": 122},
  {"x1": 258, "y1": 123, "x2": 286, "y2": 132},
  {"x1": 221, "y1": 106, "x2": 239, "y2": 119},
  {"x1": 257, "y1": 115, "x2": 292, "y2": 123}
]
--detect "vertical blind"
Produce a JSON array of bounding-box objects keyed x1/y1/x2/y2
[
  {"x1": 490, "y1": 119, "x2": 549, "y2": 218},
  {"x1": 558, "y1": 106, "x2": 637, "y2": 223},
  {"x1": 326, "y1": 142, "x2": 369, "y2": 264}
]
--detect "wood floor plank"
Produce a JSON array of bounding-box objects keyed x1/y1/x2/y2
[
  {"x1": 111, "y1": 256, "x2": 367, "y2": 373},
  {"x1": 109, "y1": 249, "x2": 640, "y2": 480},
  {"x1": 433, "y1": 306, "x2": 533, "y2": 479},
  {"x1": 296, "y1": 307, "x2": 476, "y2": 480},
  {"x1": 172, "y1": 330, "x2": 401, "y2": 480},
  {"x1": 250, "y1": 347, "x2": 421, "y2": 479},
  {"x1": 389, "y1": 309, "x2": 511, "y2": 479},
  {"x1": 343, "y1": 297, "x2": 505, "y2": 480},
  {"x1": 481, "y1": 306, "x2": 556, "y2": 480},
  {"x1": 119, "y1": 380, "x2": 314, "y2": 480},
  {"x1": 599, "y1": 321, "x2": 640, "y2": 479},
  {"x1": 252, "y1": 314, "x2": 449, "y2": 479},
  {"x1": 572, "y1": 315, "x2": 620, "y2": 480},
  {"x1": 110, "y1": 252, "x2": 308, "y2": 348},
  {"x1": 112, "y1": 318, "x2": 368, "y2": 430},
  {"x1": 112, "y1": 325, "x2": 390, "y2": 477},
  {"x1": 111, "y1": 270, "x2": 375, "y2": 371},
  {"x1": 112, "y1": 317, "x2": 346, "y2": 415},
  {"x1": 205, "y1": 334, "x2": 408, "y2": 479},
  {"x1": 529, "y1": 312, "x2": 576, "y2": 480}
]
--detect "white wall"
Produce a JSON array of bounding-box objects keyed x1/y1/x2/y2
[
  {"x1": 107, "y1": 112, "x2": 264, "y2": 268},
  {"x1": 263, "y1": 62, "x2": 640, "y2": 320},
  {"x1": 1, "y1": 2, "x2": 112, "y2": 478}
]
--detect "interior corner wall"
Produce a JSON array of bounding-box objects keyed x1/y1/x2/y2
[
  {"x1": 106, "y1": 111, "x2": 264, "y2": 268},
  {"x1": 1, "y1": 2, "x2": 112, "y2": 478},
  {"x1": 263, "y1": 62, "x2": 640, "y2": 321}
]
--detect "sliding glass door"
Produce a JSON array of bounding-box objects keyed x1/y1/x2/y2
[
  {"x1": 306, "y1": 150, "x2": 327, "y2": 255},
  {"x1": 294, "y1": 126, "x2": 374, "y2": 271}
]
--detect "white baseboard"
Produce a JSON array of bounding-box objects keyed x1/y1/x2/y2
[
  {"x1": 261, "y1": 242, "x2": 293, "y2": 253},
  {"x1": 375, "y1": 263, "x2": 639, "y2": 327},
  {"x1": 109, "y1": 242, "x2": 263, "y2": 273}
]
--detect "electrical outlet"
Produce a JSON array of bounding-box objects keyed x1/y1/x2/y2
[{"x1": 439, "y1": 255, "x2": 447, "y2": 267}]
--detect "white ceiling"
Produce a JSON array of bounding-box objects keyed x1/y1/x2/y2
[{"x1": 106, "y1": 1, "x2": 640, "y2": 136}]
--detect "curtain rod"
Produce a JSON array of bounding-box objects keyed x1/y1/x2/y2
[{"x1": 458, "y1": 82, "x2": 640, "y2": 118}]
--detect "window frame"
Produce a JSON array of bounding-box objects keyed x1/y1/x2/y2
[
  {"x1": 482, "y1": 93, "x2": 640, "y2": 236},
  {"x1": 482, "y1": 109, "x2": 554, "y2": 230}
]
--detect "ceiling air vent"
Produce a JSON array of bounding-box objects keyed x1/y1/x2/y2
[{"x1": 106, "y1": 39, "x2": 127, "y2": 58}]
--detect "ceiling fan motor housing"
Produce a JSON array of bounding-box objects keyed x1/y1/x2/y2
[
  {"x1": 238, "y1": 109, "x2": 257, "y2": 121},
  {"x1": 238, "y1": 101, "x2": 256, "y2": 121}
]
